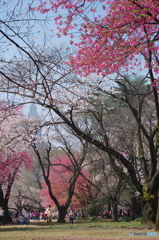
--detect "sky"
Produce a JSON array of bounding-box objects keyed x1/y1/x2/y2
[
  {"x1": 1, "y1": 0, "x2": 71, "y2": 57},
  {"x1": 0, "y1": 0, "x2": 149, "y2": 116},
  {"x1": 0, "y1": 0, "x2": 71, "y2": 116}
]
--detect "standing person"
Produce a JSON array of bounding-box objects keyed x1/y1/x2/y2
[
  {"x1": 32, "y1": 210, "x2": 37, "y2": 220},
  {"x1": 22, "y1": 210, "x2": 30, "y2": 225},
  {"x1": 68, "y1": 206, "x2": 75, "y2": 224},
  {"x1": 0, "y1": 206, "x2": 4, "y2": 226},
  {"x1": 76, "y1": 210, "x2": 81, "y2": 218},
  {"x1": 45, "y1": 205, "x2": 53, "y2": 225},
  {"x1": 24, "y1": 210, "x2": 30, "y2": 225}
]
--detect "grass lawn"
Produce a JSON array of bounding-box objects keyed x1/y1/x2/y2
[{"x1": 0, "y1": 220, "x2": 158, "y2": 240}]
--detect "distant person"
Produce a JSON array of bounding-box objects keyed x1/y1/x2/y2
[
  {"x1": 0, "y1": 206, "x2": 4, "y2": 225},
  {"x1": 12, "y1": 211, "x2": 19, "y2": 223},
  {"x1": 82, "y1": 210, "x2": 86, "y2": 219},
  {"x1": 68, "y1": 207, "x2": 75, "y2": 224},
  {"x1": 22, "y1": 210, "x2": 30, "y2": 225},
  {"x1": 45, "y1": 205, "x2": 53, "y2": 225},
  {"x1": 76, "y1": 210, "x2": 81, "y2": 217}
]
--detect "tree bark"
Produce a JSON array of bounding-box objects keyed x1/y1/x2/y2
[
  {"x1": 155, "y1": 199, "x2": 159, "y2": 230},
  {"x1": 0, "y1": 184, "x2": 12, "y2": 223},
  {"x1": 129, "y1": 196, "x2": 135, "y2": 221},
  {"x1": 3, "y1": 200, "x2": 12, "y2": 223},
  {"x1": 3, "y1": 183, "x2": 13, "y2": 223},
  {"x1": 141, "y1": 190, "x2": 158, "y2": 224},
  {"x1": 57, "y1": 205, "x2": 67, "y2": 223},
  {"x1": 112, "y1": 196, "x2": 118, "y2": 222},
  {"x1": 0, "y1": 184, "x2": 4, "y2": 207}
]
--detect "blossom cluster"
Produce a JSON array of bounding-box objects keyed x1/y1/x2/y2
[{"x1": 31, "y1": 0, "x2": 159, "y2": 89}]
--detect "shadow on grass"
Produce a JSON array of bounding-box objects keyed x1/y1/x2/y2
[
  {"x1": 0, "y1": 220, "x2": 149, "y2": 233},
  {"x1": 0, "y1": 227, "x2": 40, "y2": 232},
  {"x1": 0, "y1": 221, "x2": 85, "y2": 232},
  {"x1": 0, "y1": 221, "x2": 53, "y2": 232}
]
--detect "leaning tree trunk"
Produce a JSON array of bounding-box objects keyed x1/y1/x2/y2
[{"x1": 57, "y1": 205, "x2": 67, "y2": 223}]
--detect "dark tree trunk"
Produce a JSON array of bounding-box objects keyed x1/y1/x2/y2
[
  {"x1": 155, "y1": 200, "x2": 159, "y2": 230},
  {"x1": 112, "y1": 196, "x2": 118, "y2": 222},
  {"x1": 0, "y1": 184, "x2": 4, "y2": 207},
  {"x1": 57, "y1": 205, "x2": 67, "y2": 223},
  {"x1": 3, "y1": 205, "x2": 12, "y2": 223},
  {"x1": 108, "y1": 204, "x2": 111, "y2": 211},
  {"x1": 3, "y1": 181, "x2": 13, "y2": 223},
  {"x1": 129, "y1": 196, "x2": 135, "y2": 221},
  {"x1": 3, "y1": 198, "x2": 12, "y2": 223}
]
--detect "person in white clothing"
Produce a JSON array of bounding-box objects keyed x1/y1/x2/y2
[{"x1": 45, "y1": 205, "x2": 53, "y2": 225}]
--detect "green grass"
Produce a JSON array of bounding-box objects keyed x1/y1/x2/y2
[{"x1": 0, "y1": 220, "x2": 158, "y2": 240}]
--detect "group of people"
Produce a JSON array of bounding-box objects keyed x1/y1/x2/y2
[
  {"x1": 12, "y1": 210, "x2": 30, "y2": 225},
  {"x1": 0, "y1": 205, "x2": 86, "y2": 226},
  {"x1": 102, "y1": 208, "x2": 131, "y2": 219},
  {"x1": 44, "y1": 205, "x2": 83, "y2": 224},
  {"x1": 11, "y1": 206, "x2": 54, "y2": 225},
  {"x1": 67, "y1": 207, "x2": 86, "y2": 224},
  {"x1": 102, "y1": 210, "x2": 113, "y2": 219}
]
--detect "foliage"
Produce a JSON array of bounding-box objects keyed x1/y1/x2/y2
[
  {"x1": 142, "y1": 187, "x2": 155, "y2": 204},
  {"x1": 85, "y1": 200, "x2": 102, "y2": 217},
  {"x1": 0, "y1": 103, "x2": 33, "y2": 205},
  {"x1": 32, "y1": 1, "x2": 159, "y2": 77},
  {"x1": 135, "y1": 217, "x2": 142, "y2": 222},
  {"x1": 40, "y1": 154, "x2": 95, "y2": 208},
  {"x1": 119, "y1": 216, "x2": 131, "y2": 222}
]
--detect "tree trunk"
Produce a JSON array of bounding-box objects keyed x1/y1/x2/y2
[
  {"x1": 129, "y1": 196, "x2": 135, "y2": 221},
  {"x1": 57, "y1": 205, "x2": 67, "y2": 223},
  {"x1": 0, "y1": 184, "x2": 11, "y2": 223},
  {"x1": 3, "y1": 198, "x2": 12, "y2": 223},
  {"x1": 155, "y1": 199, "x2": 159, "y2": 230},
  {"x1": 0, "y1": 185, "x2": 12, "y2": 223},
  {"x1": 0, "y1": 184, "x2": 4, "y2": 207},
  {"x1": 112, "y1": 196, "x2": 118, "y2": 222},
  {"x1": 141, "y1": 190, "x2": 158, "y2": 224}
]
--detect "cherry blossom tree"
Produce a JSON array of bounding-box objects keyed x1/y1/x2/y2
[
  {"x1": 28, "y1": 122, "x2": 92, "y2": 222},
  {"x1": 0, "y1": 102, "x2": 32, "y2": 221},
  {"x1": 40, "y1": 155, "x2": 95, "y2": 210},
  {"x1": 30, "y1": 0, "x2": 159, "y2": 119}
]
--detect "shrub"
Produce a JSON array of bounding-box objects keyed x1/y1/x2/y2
[
  {"x1": 135, "y1": 217, "x2": 142, "y2": 222},
  {"x1": 120, "y1": 216, "x2": 130, "y2": 222},
  {"x1": 85, "y1": 202, "x2": 102, "y2": 217}
]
